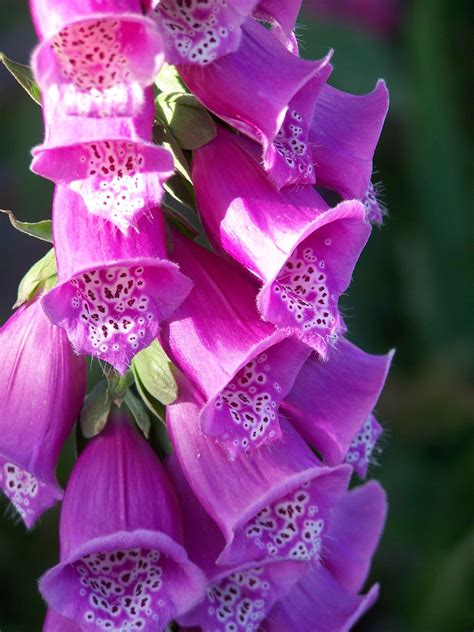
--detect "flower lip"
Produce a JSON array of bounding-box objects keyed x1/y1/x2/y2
[
  {"x1": 40, "y1": 529, "x2": 207, "y2": 631},
  {"x1": 0, "y1": 457, "x2": 63, "y2": 529},
  {"x1": 216, "y1": 460, "x2": 352, "y2": 565},
  {"x1": 257, "y1": 200, "x2": 370, "y2": 357},
  {"x1": 42, "y1": 257, "x2": 190, "y2": 374}
]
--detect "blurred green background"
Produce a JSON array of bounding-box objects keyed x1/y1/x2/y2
[{"x1": 0, "y1": 1, "x2": 472, "y2": 630}]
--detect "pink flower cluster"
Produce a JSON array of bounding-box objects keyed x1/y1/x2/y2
[{"x1": 0, "y1": 1, "x2": 392, "y2": 630}]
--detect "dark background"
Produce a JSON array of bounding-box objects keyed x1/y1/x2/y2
[{"x1": 0, "y1": 1, "x2": 472, "y2": 630}]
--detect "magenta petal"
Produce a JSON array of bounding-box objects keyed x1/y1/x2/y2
[
  {"x1": 151, "y1": 0, "x2": 257, "y2": 65},
  {"x1": 167, "y1": 379, "x2": 351, "y2": 568},
  {"x1": 254, "y1": 0, "x2": 303, "y2": 41},
  {"x1": 180, "y1": 19, "x2": 332, "y2": 187},
  {"x1": 363, "y1": 180, "x2": 387, "y2": 224},
  {"x1": 282, "y1": 338, "x2": 393, "y2": 466},
  {"x1": 31, "y1": 15, "x2": 164, "y2": 118},
  {"x1": 264, "y1": 566, "x2": 379, "y2": 632},
  {"x1": 43, "y1": 609, "x2": 82, "y2": 631},
  {"x1": 39, "y1": 414, "x2": 206, "y2": 630},
  {"x1": 30, "y1": 0, "x2": 150, "y2": 40},
  {"x1": 165, "y1": 232, "x2": 310, "y2": 456},
  {"x1": 345, "y1": 414, "x2": 384, "y2": 478},
  {"x1": 167, "y1": 453, "x2": 306, "y2": 630},
  {"x1": 31, "y1": 91, "x2": 174, "y2": 233},
  {"x1": 310, "y1": 80, "x2": 390, "y2": 200},
  {"x1": 193, "y1": 127, "x2": 370, "y2": 355},
  {"x1": 41, "y1": 187, "x2": 192, "y2": 373},
  {"x1": 324, "y1": 481, "x2": 387, "y2": 593},
  {"x1": 0, "y1": 300, "x2": 86, "y2": 528}
]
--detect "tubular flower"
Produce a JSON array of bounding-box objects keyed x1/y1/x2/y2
[
  {"x1": 180, "y1": 19, "x2": 333, "y2": 188},
  {"x1": 264, "y1": 481, "x2": 388, "y2": 631},
  {"x1": 30, "y1": 0, "x2": 165, "y2": 118},
  {"x1": 281, "y1": 338, "x2": 393, "y2": 471},
  {"x1": 309, "y1": 81, "x2": 389, "y2": 214},
  {"x1": 167, "y1": 376, "x2": 351, "y2": 568},
  {"x1": 0, "y1": 300, "x2": 87, "y2": 528},
  {"x1": 167, "y1": 453, "x2": 306, "y2": 631},
  {"x1": 193, "y1": 126, "x2": 370, "y2": 356},
  {"x1": 31, "y1": 89, "x2": 174, "y2": 234},
  {"x1": 41, "y1": 186, "x2": 192, "y2": 373},
  {"x1": 164, "y1": 231, "x2": 311, "y2": 457},
  {"x1": 150, "y1": 0, "x2": 258, "y2": 65},
  {"x1": 39, "y1": 411, "x2": 206, "y2": 631}
]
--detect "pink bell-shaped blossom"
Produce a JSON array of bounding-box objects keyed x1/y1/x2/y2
[
  {"x1": 264, "y1": 481, "x2": 387, "y2": 631},
  {"x1": 39, "y1": 411, "x2": 206, "y2": 631},
  {"x1": 41, "y1": 187, "x2": 192, "y2": 373},
  {"x1": 167, "y1": 375, "x2": 351, "y2": 569},
  {"x1": 193, "y1": 126, "x2": 370, "y2": 356},
  {"x1": 180, "y1": 19, "x2": 333, "y2": 188},
  {"x1": 0, "y1": 300, "x2": 86, "y2": 528},
  {"x1": 30, "y1": 0, "x2": 165, "y2": 118},
  {"x1": 164, "y1": 230, "x2": 311, "y2": 457},
  {"x1": 167, "y1": 453, "x2": 306, "y2": 631},
  {"x1": 31, "y1": 89, "x2": 174, "y2": 234}
]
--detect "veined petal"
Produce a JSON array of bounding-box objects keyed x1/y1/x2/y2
[
  {"x1": 282, "y1": 338, "x2": 393, "y2": 466},
  {"x1": 180, "y1": 19, "x2": 332, "y2": 188},
  {"x1": 0, "y1": 300, "x2": 86, "y2": 528},
  {"x1": 165, "y1": 231, "x2": 310, "y2": 457},
  {"x1": 168, "y1": 453, "x2": 306, "y2": 631},
  {"x1": 264, "y1": 481, "x2": 387, "y2": 631},
  {"x1": 167, "y1": 378, "x2": 351, "y2": 568},
  {"x1": 310, "y1": 80, "x2": 389, "y2": 200},
  {"x1": 31, "y1": 14, "x2": 165, "y2": 118},
  {"x1": 39, "y1": 413, "x2": 206, "y2": 630},
  {"x1": 42, "y1": 187, "x2": 192, "y2": 373},
  {"x1": 193, "y1": 127, "x2": 370, "y2": 356},
  {"x1": 31, "y1": 90, "x2": 174, "y2": 234},
  {"x1": 264, "y1": 567, "x2": 379, "y2": 632},
  {"x1": 151, "y1": 0, "x2": 258, "y2": 65},
  {"x1": 44, "y1": 609, "x2": 82, "y2": 631}
]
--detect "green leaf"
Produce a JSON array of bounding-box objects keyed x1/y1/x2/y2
[
  {"x1": 132, "y1": 339, "x2": 177, "y2": 406},
  {"x1": 155, "y1": 63, "x2": 187, "y2": 95},
  {"x1": 1, "y1": 209, "x2": 52, "y2": 242},
  {"x1": 14, "y1": 248, "x2": 57, "y2": 308},
  {"x1": 134, "y1": 370, "x2": 166, "y2": 423},
  {"x1": 124, "y1": 390, "x2": 151, "y2": 438},
  {"x1": 0, "y1": 52, "x2": 41, "y2": 105},
  {"x1": 106, "y1": 369, "x2": 135, "y2": 406},
  {"x1": 80, "y1": 381, "x2": 111, "y2": 439},
  {"x1": 157, "y1": 92, "x2": 216, "y2": 150}
]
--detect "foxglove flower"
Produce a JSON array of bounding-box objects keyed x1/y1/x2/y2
[
  {"x1": 151, "y1": 0, "x2": 258, "y2": 65},
  {"x1": 282, "y1": 338, "x2": 393, "y2": 474},
  {"x1": 193, "y1": 127, "x2": 370, "y2": 356},
  {"x1": 167, "y1": 376, "x2": 351, "y2": 568},
  {"x1": 41, "y1": 186, "x2": 192, "y2": 373},
  {"x1": 255, "y1": 0, "x2": 303, "y2": 45},
  {"x1": 30, "y1": 0, "x2": 165, "y2": 118},
  {"x1": 39, "y1": 411, "x2": 206, "y2": 631},
  {"x1": 264, "y1": 481, "x2": 387, "y2": 631},
  {"x1": 309, "y1": 81, "x2": 389, "y2": 223},
  {"x1": 167, "y1": 453, "x2": 306, "y2": 631},
  {"x1": 0, "y1": 300, "x2": 86, "y2": 528},
  {"x1": 164, "y1": 231, "x2": 310, "y2": 457},
  {"x1": 180, "y1": 19, "x2": 333, "y2": 188},
  {"x1": 31, "y1": 89, "x2": 174, "y2": 234}
]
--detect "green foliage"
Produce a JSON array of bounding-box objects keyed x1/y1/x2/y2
[
  {"x1": 14, "y1": 248, "x2": 57, "y2": 308},
  {"x1": 1, "y1": 209, "x2": 52, "y2": 242},
  {"x1": 0, "y1": 52, "x2": 41, "y2": 104}
]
